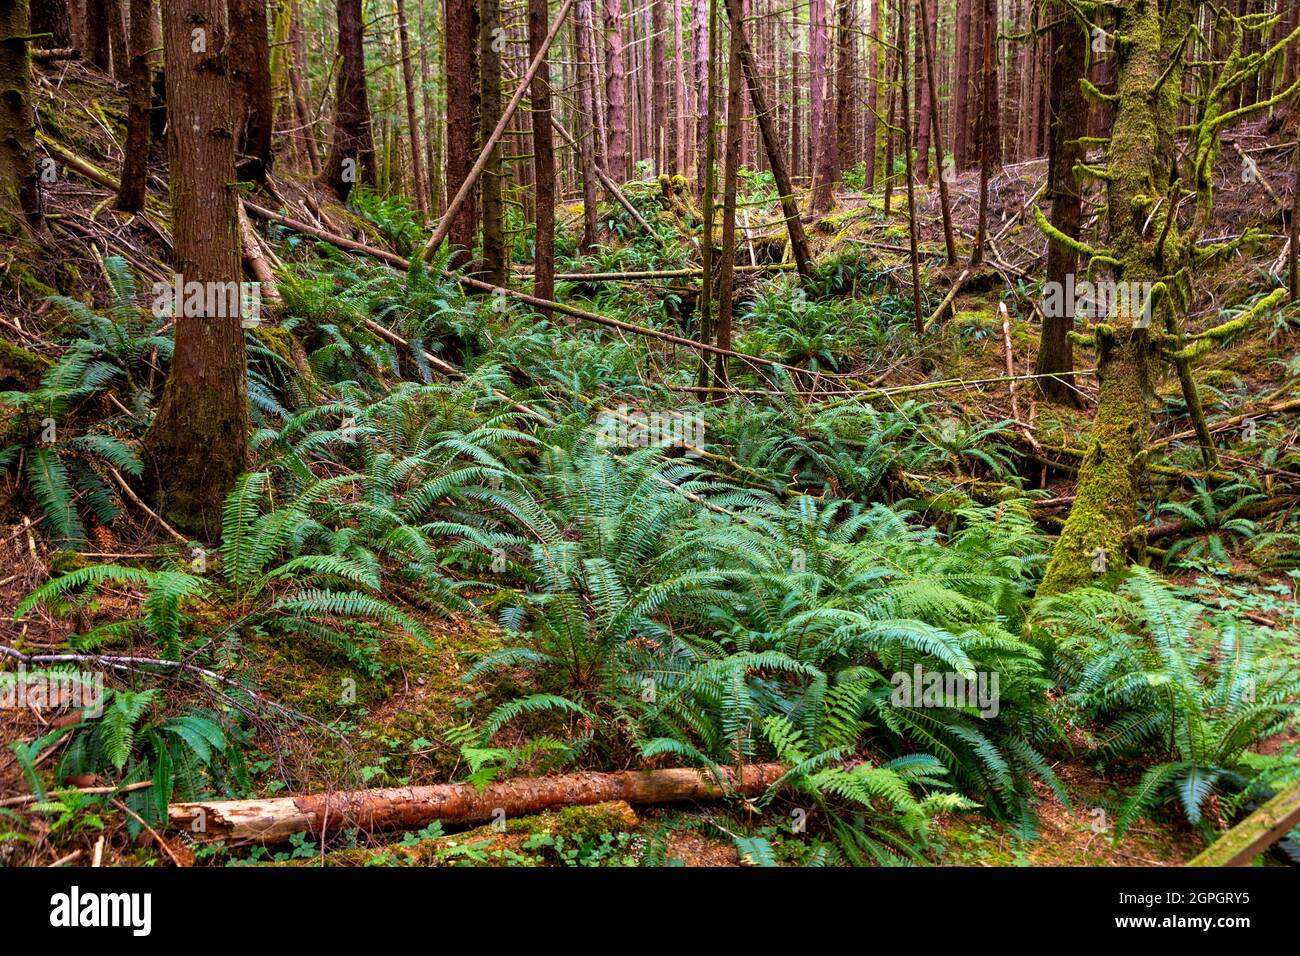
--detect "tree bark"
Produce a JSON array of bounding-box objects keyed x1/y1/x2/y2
[
  {"x1": 321, "y1": 0, "x2": 375, "y2": 200},
  {"x1": 229, "y1": 0, "x2": 274, "y2": 181},
  {"x1": 572, "y1": 7, "x2": 600, "y2": 252},
  {"x1": 170, "y1": 764, "x2": 786, "y2": 843},
  {"x1": 115, "y1": 0, "x2": 152, "y2": 212},
  {"x1": 479, "y1": 0, "x2": 506, "y2": 283},
  {"x1": 917, "y1": 0, "x2": 955, "y2": 263},
  {"x1": 969, "y1": 0, "x2": 996, "y2": 266},
  {"x1": 30, "y1": 0, "x2": 71, "y2": 48},
  {"x1": 529, "y1": 0, "x2": 556, "y2": 313},
  {"x1": 671, "y1": 0, "x2": 686, "y2": 174},
  {"x1": 142, "y1": 0, "x2": 249, "y2": 539},
  {"x1": 864, "y1": 0, "x2": 879, "y2": 186},
  {"x1": 603, "y1": 0, "x2": 626, "y2": 181},
  {"x1": 0, "y1": 0, "x2": 42, "y2": 235},
  {"x1": 84, "y1": 0, "x2": 109, "y2": 69},
  {"x1": 1036, "y1": 5, "x2": 1085, "y2": 403},
  {"x1": 833, "y1": 0, "x2": 853, "y2": 181},
  {"x1": 395, "y1": 0, "x2": 428, "y2": 215},
  {"x1": 445, "y1": 0, "x2": 481, "y2": 255},
  {"x1": 809, "y1": 0, "x2": 833, "y2": 212},
  {"x1": 691, "y1": 0, "x2": 708, "y2": 188},
  {"x1": 286, "y1": 0, "x2": 319, "y2": 175},
  {"x1": 713, "y1": 0, "x2": 743, "y2": 389}
]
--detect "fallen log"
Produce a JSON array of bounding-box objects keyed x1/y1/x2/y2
[
  {"x1": 170, "y1": 763, "x2": 785, "y2": 843},
  {"x1": 1187, "y1": 781, "x2": 1300, "y2": 867}
]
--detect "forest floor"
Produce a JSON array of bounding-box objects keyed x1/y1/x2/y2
[{"x1": 2, "y1": 58, "x2": 1298, "y2": 867}]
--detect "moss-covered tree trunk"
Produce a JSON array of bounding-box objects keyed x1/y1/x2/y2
[
  {"x1": 229, "y1": 0, "x2": 274, "y2": 182},
  {"x1": 0, "y1": 0, "x2": 41, "y2": 236},
  {"x1": 141, "y1": 0, "x2": 249, "y2": 539},
  {"x1": 1039, "y1": 0, "x2": 1194, "y2": 595}
]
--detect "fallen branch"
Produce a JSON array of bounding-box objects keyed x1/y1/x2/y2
[{"x1": 169, "y1": 763, "x2": 786, "y2": 843}]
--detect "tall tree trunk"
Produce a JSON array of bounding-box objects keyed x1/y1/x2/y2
[
  {"x1": 529, "y1": 0, "x2": 555, "y2": 313},
  {"x1": 1036, "y1": 5, "x2": 1085, "y2": 403},
  {"x1": 321, "y1": 0, "x2": 375, "y2": 200},
  {"x1": 287, "y1": 0, "x2": 320, "y2": 175},
  {"x1": 479, "y1": 0, "x2": 506, "y2": 283},
  {"x1": 107, "y1": 0, "x2": 126, "y2": 78},
  {"x1": 953, "y1": 0, "x2": 970, "y2": 167},
  {"x1": 603, "y1": 0, "x2": 626, "y2": 180},
  {"x1": 573, "y1": 6, "x2": 600, "y2": 252},
  {"x1": 900, "y1": 0, "x2": 923, "y2": 333},
  {"x1": 696, "y1": 0, "x2": 718, "y2": 389},
  {"x1": 915, "y1": 0, "x2": 936, "y2": 180},
  {"x1": 143, "y1": 0, "x2": 249, "y2": 539},
  {"x1": 0, "y1": 0, "x2": 42, "y2": 235},
  {"x1": 969, "y1": 0, "x2": 996, "y2": 266},
  {"x1": 30, "y1": 0, "x2": 71, "y2": 47},
  {"x1": 651, "y1": 0, "x2": 666, "y2": 173},
  {"x1": 395, "y1": 0, "x2": 428, "y2": 215},
  {"x1": 833, "y1": 0, "x2": 853, "y2": 180},
  {"x1": 84, "y1": 0, "x2": 109, "y2": 69},
  {"x1": 229, "y1": 0, "x2": 274, "y2": 181},
  {"x1": 809, "y1": 0, "x2": 833, "y2": 212},
  {"x1": 917, "y1": 0, "x2": 956, "y2": 263},
  {"x1": 864, "y1": 0, "x2": 879, "y2": 186},
  {"x1": 671, "y1": 0, "x2": 686, "y2": 173},
  {"x1": 115, "y1": 0, "x2": 152, "y2": 212},
  {"x1": 444, "y1": 0, "x2": 480, "y2": 255},
  {"x1": 713, "y1": 0, "x2": 742, "y2": 390},
  {"x1": 692, "y1": 0, "x2": 708, "y2": 188}
]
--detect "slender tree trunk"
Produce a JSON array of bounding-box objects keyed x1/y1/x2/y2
[
  {"x1": 395, "y1": 0, "x2": 428, "y2": 215},
  {"x1": 713, "y1": 0, "x2": 742, "y2": 389},
  {"x1": 969, "y1": 0, "x2": 995, "y2": 266},
  {"x1": 115, "y1": 0, "x2": 152, "y2": 212},
  {"x1": 914, "y1": 0, "x2": 935, "y2": 180},
  {"x1": 0, "y1": 0, "x2": 42, "y2": 235},
  {"x1": 1036, "y1": 4, "x2": 1085, "y2": 403},
  {"x1": 900, "y1": 0, "x2": 923, "y2": 333},
  {"x1": 953, "y1": 0, "x2": 970, "y2": 167},
  {"x1": 444, "y1": 0, "x2": 480, "y2": 256},
  {"x1": 229, "y1": 0, "x2": 274, "y2": 181},
  {"x1": 107, "y1": 0, "x2": 126, "y2": 78},
  {"x1": 573, "y1": 6, "x2": 600, "y2": 251},
  {"x1": 865, "y1": 0, "x2": 879, "y2": 186},
  {"x1": 696, "y1": 0, "x2": 718, "y2": 389},
  {"x1": 833, "y1": 0, "x2": 852, "y2": 180},
  {"x1": 692, "y1": 0, "x2": 708, "y2": 189},
  {"x1": 321, "y1": 0, "x2": 375, "y2": 200},
  {"x1": 651, "y1": 0, "x2": 666, "y2": 174},
  {"x1": 604, "y1": 0, "x2": 627, "y2": 180},
  {"x1": 287, "y1": 0, "x2": 320, "y2": 176},
  {"x1": 671, "y1": 0, "x2": 686, "y2": 174},
  {"x1": 529, "y1": 0, "x2": 555, "y2": 313},
  {"x1": 917, "y1": 0, "x2": 956, "y2": 263},
  {"x1": 479, "y1": 0, "x2": 506, "y2": 282},
  {"x1": 809, "y1": 0, "x2": 833, "y2": 212},
  {"x1": 143, "y1": 0, "x2": 249, "y2": 539}
]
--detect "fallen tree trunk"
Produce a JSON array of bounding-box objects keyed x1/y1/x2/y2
[{"x1": 170, "y1": 763, "x2": 785, "y2": 843}]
